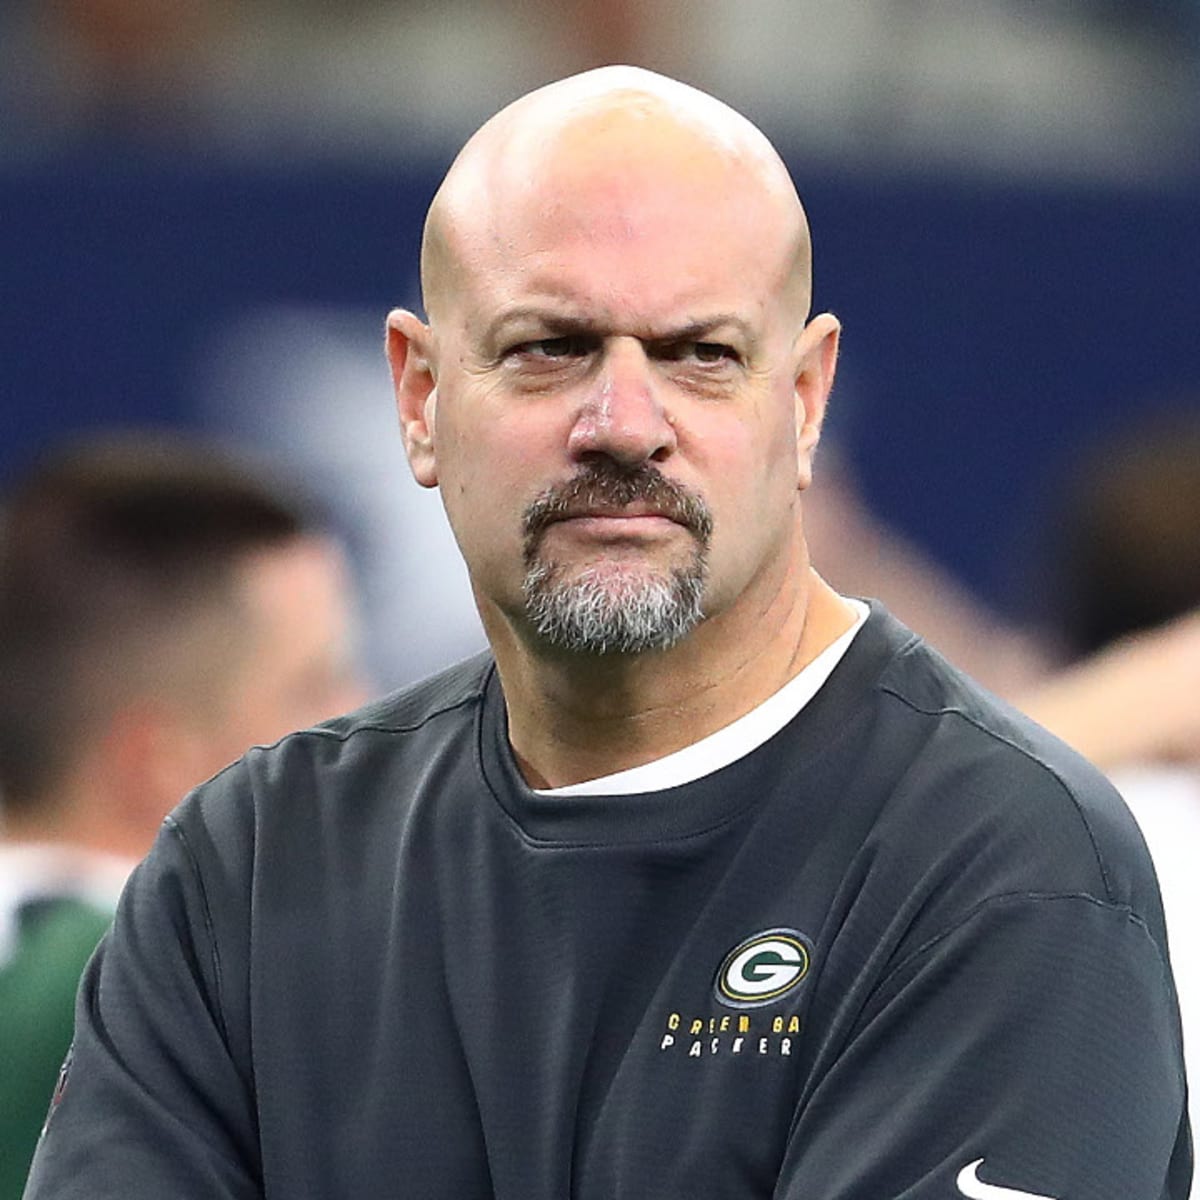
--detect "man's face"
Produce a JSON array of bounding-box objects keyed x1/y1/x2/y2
[{"x1": 400, "y1": 124, "x2": 830, "y2": 658}]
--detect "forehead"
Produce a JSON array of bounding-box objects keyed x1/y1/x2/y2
[{"x1": 449, "y1": 149, "x2": 794, "y2": 336}]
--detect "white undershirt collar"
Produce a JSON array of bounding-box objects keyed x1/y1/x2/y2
[{"x1": 537, "y1": 598, "x2": 869, "y2": 797}]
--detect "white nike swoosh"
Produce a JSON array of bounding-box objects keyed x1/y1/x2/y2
[{"x1": 956, "y1": 1158, "x2": 1058, "y2": 1200}]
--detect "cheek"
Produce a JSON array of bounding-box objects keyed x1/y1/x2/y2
[
  {"x1": 699, "y1": 403, "x2": 799, "y2": 510},
  {"x1": 697, "y1": 408, "x2": 801, "y2": 564},
  {"x1": 435, "y1": 413, "x2": 554, "y2": 569}
]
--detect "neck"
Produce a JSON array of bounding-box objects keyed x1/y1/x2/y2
[{"x1": 488, "y1": 557, "x2": 858, "y2": 789}]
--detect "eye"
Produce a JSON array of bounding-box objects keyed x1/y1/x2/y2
[
  {"x1": 692, "y1": 341, "x2": 737, "y2": 364},
  {"x1": 658, "y1": 340, "x2": 740, "y2": 366},
  {"x1": 512, "y1": 335, "x2": 592, "y2": 359}
]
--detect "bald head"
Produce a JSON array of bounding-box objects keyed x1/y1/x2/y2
[
  {"x1": 420, "y1": 66, "x2": 813, "y2": 326},
  {"x1": 387, "y1": 65, "x2": 843, "y2": 683}
]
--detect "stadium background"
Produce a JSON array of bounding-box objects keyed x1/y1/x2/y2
[{"x1": 2, "y1": 0, "x2": 1197, "y2": 683}]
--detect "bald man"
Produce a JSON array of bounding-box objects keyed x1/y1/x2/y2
[{"x1": 24, "y1": 69, "x2": 1190, "y2": 1200}]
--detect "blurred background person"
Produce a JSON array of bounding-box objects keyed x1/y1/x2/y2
[
  {"x1": 0, "y1": 432, "x2": 368, "y2": 1200},
  {"x1": 1021, "y1": 408, "x2": 1200, "y2": 771},
  {"x1": 804, "y1": 449, "x2": 1052, "y2": 698}
]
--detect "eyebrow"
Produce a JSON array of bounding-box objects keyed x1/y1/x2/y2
[{"x1": 484, "y1": 308, "x2": 756, "y2": 349}]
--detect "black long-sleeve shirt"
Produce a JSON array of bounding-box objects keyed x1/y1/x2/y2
[{"x1": 24, "y1": 606, "x2": 1191, "y2": 1198}]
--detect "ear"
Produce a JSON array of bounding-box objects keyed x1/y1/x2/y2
[
  {"x1": 386, "y1": 308, "x2": 439, "y2": 488},
  {"x1": 792, "y1": 313, "x2": 841, "y2": 491}
]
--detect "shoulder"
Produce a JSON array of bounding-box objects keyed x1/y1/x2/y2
[
  {"x1": 202, "y1": 649, "x2": 490, "y2": 784},
  {"x1": 856, "y1": 606, "x2": 1160, "y2": 920},
  {"x1": 118, "y1": 652, "x2": 498, "y2": 1031},
  {"x1": 163, "y1": 651, "x2": 496, "y2": 880},
  {"x1": 316, "y1": 650, "x2": 495, "y2": 744}
]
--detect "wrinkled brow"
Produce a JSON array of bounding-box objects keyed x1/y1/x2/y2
[{"x1": 482, "y1": 307, "x2": 757, "y2": 351}]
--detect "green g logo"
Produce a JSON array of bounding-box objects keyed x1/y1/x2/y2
[{"x1": 715, "y1": 928, "x2": 812, "y2": 1009}]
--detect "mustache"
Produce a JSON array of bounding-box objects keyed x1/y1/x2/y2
[{"x1": 522, "y1": 461, "x2": 713, "y2": 556}]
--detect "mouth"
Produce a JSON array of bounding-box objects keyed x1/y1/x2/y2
[
  {"x1": 548, "y1": 501, "x2": 683, "y2": 524},
  {"x1": 544, "y1": 509, "x2": 683, "y2": 543},
  {"x1": 523, "y1": 465, "x2": 713, "y2": 560}
]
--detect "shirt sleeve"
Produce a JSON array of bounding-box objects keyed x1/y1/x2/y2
[
  {"x1": 775, "y1": 892, "x2": 1192, "y2": 1199},
  {"x1": 22, "y1": 815, "x2": 261, "y2": 1199}
]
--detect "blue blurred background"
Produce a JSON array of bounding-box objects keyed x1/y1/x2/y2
[{"x1": 3, "y1": 0, "x2": 1198, "y2": 684}]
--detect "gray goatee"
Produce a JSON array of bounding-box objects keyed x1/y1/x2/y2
[{"x1": 521, "y1": 462, "x2": 713, "y2": 656}]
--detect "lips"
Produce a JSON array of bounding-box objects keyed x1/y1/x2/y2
[
  {"x1": 549, "y1": 503, "x2": 679, "y2": 524},
  {"x1": 544, "y1": 509, "x2": 682, "y2": 546}
]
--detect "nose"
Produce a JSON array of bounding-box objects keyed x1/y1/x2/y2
[{"x1": 566, "y1": 338, "x2": 677, "y2": 467}]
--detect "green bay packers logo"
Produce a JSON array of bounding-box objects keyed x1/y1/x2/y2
[{"x1": 714, "y1": 928, "x2": 812, "y2": 1009}]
